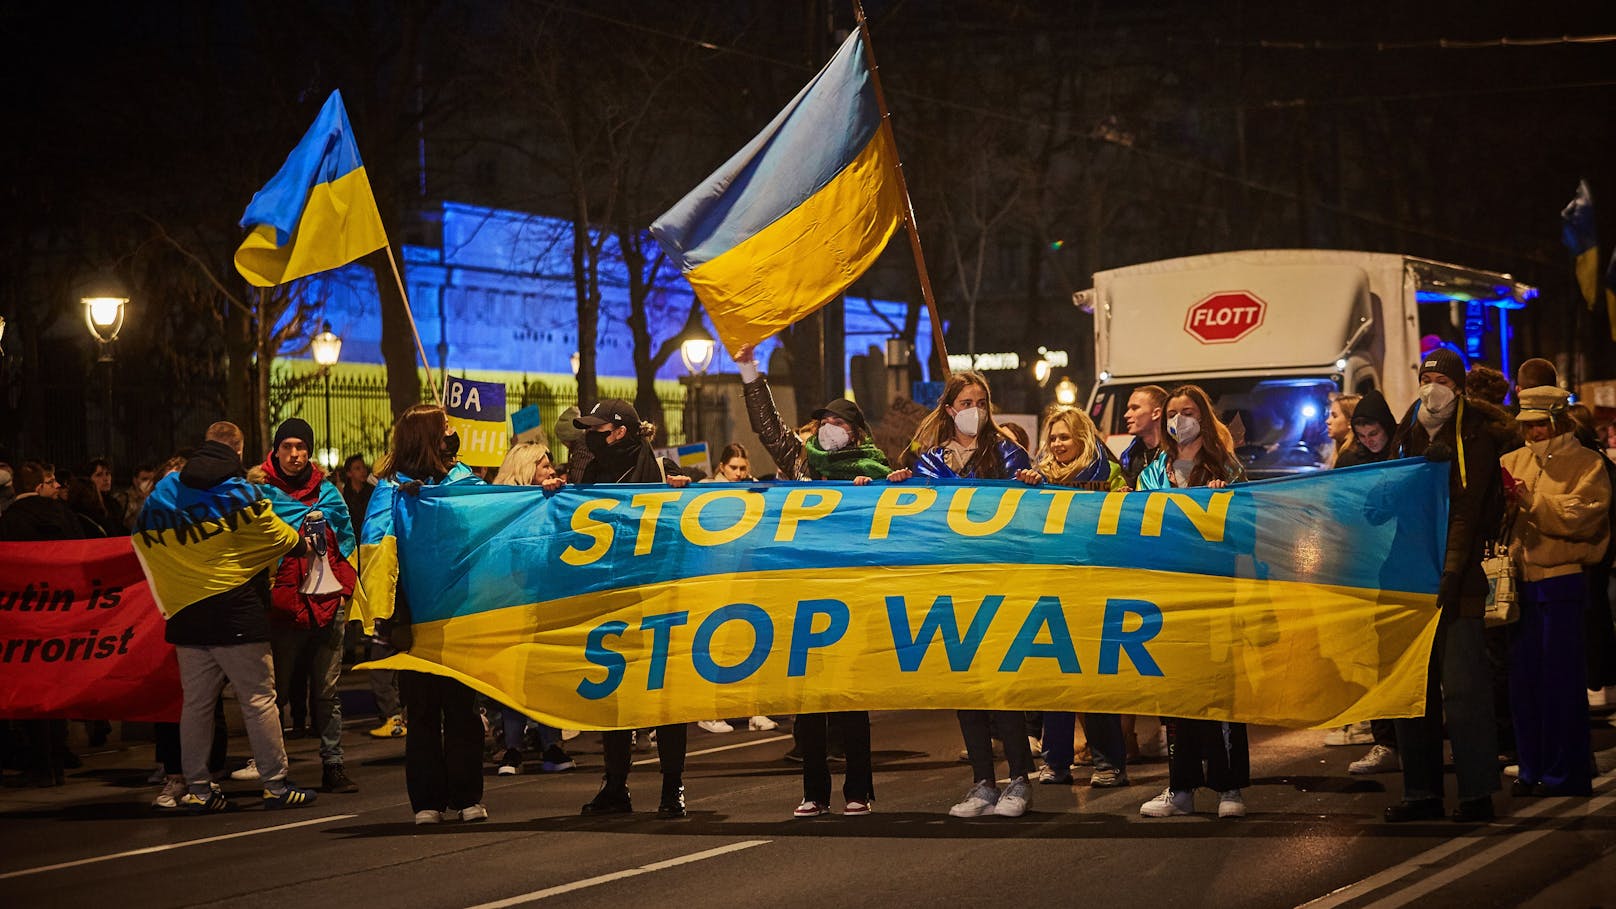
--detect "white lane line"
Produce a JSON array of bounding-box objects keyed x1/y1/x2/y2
[
  {"x1": 0, "y1": 813, "x2": 358, "y2": 880},
  {"x1": 463, "y1": 840, "x2": 771, "y2": 908},
  {"x1": 1298, "y1": 775, "x2": 1616, "y2": 909},
  {"x1": 1360, "y1": 787, "x2": 1616, "y2": 909},
  {"x1": 631, "y1": 733, "x2": 792, "y2": 766}
]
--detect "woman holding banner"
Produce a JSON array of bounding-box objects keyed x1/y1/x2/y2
[
  {"x1": 1135, "y1": 384, "x2": 1251, "y2": 820},
  {"x1": 1015, "y1": 405, "x2": 1132, "y2": 790},
  {"x1": 737, "y1": 346, "x2": 888, "y2": 818},
  {"x1": 888, "y1": 372, "x2": 1037, "y2": 819},
  {"x1": 366, "y1": 404, "x2": 489, "y2": 825}
]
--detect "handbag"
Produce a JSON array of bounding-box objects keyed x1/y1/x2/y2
[{"x1": 1481, "y1": 507, "x2": 1518, "y2": 628}]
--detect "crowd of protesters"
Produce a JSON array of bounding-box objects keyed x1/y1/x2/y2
[{"x1": 2, "y1": 346, "x2": 1613, "y2": 827}]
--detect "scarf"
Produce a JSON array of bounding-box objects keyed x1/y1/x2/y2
[{"x1": 804, "y1": 438, "x2": 891, "y2": 480}]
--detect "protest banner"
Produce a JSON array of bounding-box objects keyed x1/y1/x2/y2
[
  {"x1": 444, "y1": 375, "x2": 508, "y2": 468},
  {"x1": 0, "y1": 538, "x2": 181, "y2": 722},
  {"x1": 364, "y1": 460, "x2": 1448, "y2": 731}
]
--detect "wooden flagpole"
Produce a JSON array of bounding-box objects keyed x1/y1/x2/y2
[
  {"x1": 853, "y1": 0, "x2": 952, "y2": 380},
  {"x1": 383, "y1": 242, "x2": 443, "y2": 405}
]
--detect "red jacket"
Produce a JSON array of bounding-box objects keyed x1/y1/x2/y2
[{"x1": 262, "y1": 456, "x2": 357, "y2": 630}]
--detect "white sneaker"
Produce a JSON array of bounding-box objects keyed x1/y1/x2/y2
[
  {"x1": 414, "y1": 810, "x2": 442, "y2": 825},
  {"x1": 1503, "y1": 763, "x2": 1520, "y2": 779},
  {"x1": 1139, "y1": 787, "x2": 1194, "y2": 817},
  {"x1": 994, "y1": 776, "x2": 1032, "y2": 817},
  {"x1": 1217, "y1": 789, "x2": 1246, "y2": 818},
  {"x1": 748, "y1": 715, "x2": 779, "y2": 731},
  {"x1": 1323, "y1": 722, "x2": 1374, "y2": 746},
  {"x1": 793, "y1": 799, "x2": 828, "y2": 818},
  {"x1": 230, "y1": 760, "x2": 260, "y2": 782},
  {"x1": 460, "y1": 804, "x2": 489, "y2": 823},
  {"x1": 697, "y1": 720, "x2": 734, "y2": 734},
  {"x1": 153, "y1": 775, "x2": 187, "y2": 809},
  {"x1": 949, "y1": 781, "x2": 1000, "y2": 817},
  {"x1": 1348, "y1": 744, "x2": 1399, "y2": 775}
]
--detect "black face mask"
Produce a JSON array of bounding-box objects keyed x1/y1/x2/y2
[
  {"x1": 584, "y1": 430, "x2": 613, "y2": 455},
  {"x1": 442, "y1": 431, "x2": 461, "y2": 460}
]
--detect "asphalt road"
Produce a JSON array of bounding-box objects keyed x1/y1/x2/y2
[{"x1": 2, "y1": 709, "x2": 1613, "y2": 909}]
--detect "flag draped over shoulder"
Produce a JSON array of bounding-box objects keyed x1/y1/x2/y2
[
  {"x1": 261, "y1": 481, "x2": 357, "y2": 565},
  {"x1": 234, "y1": 90, "x2": 389, "y2": 287},
  {"x1": 351, "y1": 463, "x2": 479, "y2": 633},
  {"x1": 132, "y1": 474, "x2": 301, "y2": 618},
  {"x1": 650, "y1": 31, "x2": 904, "y2": 352},
  {"x1": 1561, "y1": 179, "x2": 1616, "y2": 340}
]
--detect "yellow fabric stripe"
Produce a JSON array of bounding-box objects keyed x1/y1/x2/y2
[
  {"x1": 132, "y1": 501, "x2": 300, "y2": 618},
  {"x1": 683, "y1": 126, "x2": 904, "y2": 352},
  {"x1": 364, "y1": 563, "x2": 1439, "y2": 731},
  {"x1": 351, "y1": 537, "x2": 399, "y2": 634},
  {"x1": 234, "y1": 166, "x2": 389, "y2": 287}
]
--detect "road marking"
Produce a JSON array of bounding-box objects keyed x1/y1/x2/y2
[
  {"x1": 463, "y1": 840, "x2": 771, "y2": 908},
  {"x1": 631, "y1": 733, "x2": 792, "y2": 766},
  {"x1": 1298, "y1": 774, "x2": 1616, "y2": 909},
  {"x1": 0, "y1": 813, "x2": 358, "y2": 880}
]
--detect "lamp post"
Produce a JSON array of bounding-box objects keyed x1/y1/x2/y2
[
  {"x1": 679, "y1": 323, "x2": 716, "y2": 447},
  {"x1": 311, "y1": 321, "x2": 342, "y2": 469},
  {"x1": 81, "y1": 274, "x2": 130, "y2": 459},
  {"x1": 1054, "y1": 377, "x2": 1079, "y2": 407}
]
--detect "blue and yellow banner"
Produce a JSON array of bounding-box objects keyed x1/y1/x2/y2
[
  {"x1": 234, "y1": 90, "x2": 389, "y2": 287},
  {"x1": 132, "y1": 475, "x2": 301, "y2": 618},
  {"x1": 366, "y1": 459, "x2": 1450, "y2": 730},
  {"x1": 649, "y1": 30, "x2": 903, "y2": 352},
  {"x1": 443, "y1": 375, "x2": 509, "y2": 469}
]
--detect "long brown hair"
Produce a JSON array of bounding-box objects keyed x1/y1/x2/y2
[
  {"x1": 911, "y1": 370, "x2": 1020, "y2": 479},
  {"x1": 1164, "y1": 384, "x2": 1242, "y2": 486},
  {"x1": 377, "y1": 404, "x2": 452, "y2": 481}
]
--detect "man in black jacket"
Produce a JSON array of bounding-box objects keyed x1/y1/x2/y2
[
  {"x1": 150, "y1": 422, "x2": 318, "y2": 812},
  {"x1": 1385, "y1": 350, "x2": 1521, "y2": 823}
]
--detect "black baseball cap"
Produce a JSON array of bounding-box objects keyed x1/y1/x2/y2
[
  {"x1": 574, "y1": 398, "x2": 641, "y2": 430},
  {"x1": 809, "y1": 398, "x2": 870, "y2": 434}
]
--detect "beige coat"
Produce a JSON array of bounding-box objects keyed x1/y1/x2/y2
[{"x1": 1501, "y1": 433, "x2": 1611, "y2": 581}]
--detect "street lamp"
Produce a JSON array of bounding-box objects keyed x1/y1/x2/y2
[
  {"x1": 1033, "y1": 358, "x2": 1052, "y2": 386},
  {"x1": 569, "y1": 350, "x2": 580, "y2": 378},
  {"x1": 1055, "y1": 377, "x2": 1079, "y2": 406},
  {"x1": 80, "y1": 273, "x2": 130, "y2": 460},
  {"x1": 310, "y1": 321, "x2": 342, "y2": 469},
  {"x1": 679, "y1": 323, "x2": 716, "y2": 447}
]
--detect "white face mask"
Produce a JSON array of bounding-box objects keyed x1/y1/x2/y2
[
  {"x1": 1418, "y1": 382, "x2": 1457, "y2": 418},
  {"x1": 952, "y1": 406, "x2": 984, "y2": 438},
  {"x1": 1167, "y1": 414, "x2": 1201, "y2": 446},
  {"x1": 817, "y1": 423, "x2": 852, "y2": 452},
  {"x1": 0, "y1": 469, "x2": 11, "y2": 487}
]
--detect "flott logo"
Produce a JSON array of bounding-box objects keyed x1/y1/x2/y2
[{"x1": 1184, "y1": 291, "x2": 1267, "y2": 344}]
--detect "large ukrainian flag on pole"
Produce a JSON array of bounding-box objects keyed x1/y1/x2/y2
[
  {"x1": 234, "y1": 90, "x2": 389, "y2": 287},
  {"x1": 650, "y1": 31, "x2": 904, "y2": 352},
  {"x1": 1561, "y1": 179, "x2": 1616, "y2": 340}
]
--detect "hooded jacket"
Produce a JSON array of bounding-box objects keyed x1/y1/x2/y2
[
  {"x1": 1393, "y1": 396, "x2": 1521, "y2": 616},
  {"x1": 1501, "y1": 433, "x2": 1612, "y2": 581},
  {"x1": 1335, "y1": 389, "x2": 1397, "y2": 468}
]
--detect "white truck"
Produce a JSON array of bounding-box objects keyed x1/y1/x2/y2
[{"x1": 1074, "y1": 249, "x2": 1536, "y2": 478}]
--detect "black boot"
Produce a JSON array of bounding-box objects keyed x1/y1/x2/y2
[
  {"x1": 1451, "y1": 797, "x2": 1495, "y2": 823},
  {"x1": 581, "y1": 776, "x2": 632, "y2": 815},
  {"x1": 1383, "y1": 798, "x2": 1443, "y2": 823},
  {"x1": 657, "y1": 777, "x2": 686, "y2": 819}
]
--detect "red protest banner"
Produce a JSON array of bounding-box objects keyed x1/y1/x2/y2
[{"x1": 0, "y1": 537, "x2": 181, "y2": 722}]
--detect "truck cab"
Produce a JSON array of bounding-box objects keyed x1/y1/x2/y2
[{"x1": 1075, "y1": 250, "x2": 1534, "y2": 479}]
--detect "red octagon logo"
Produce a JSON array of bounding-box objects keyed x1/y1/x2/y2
[{"x1": 1184, "y1": 290, "x2": 1267, "y2": 344}]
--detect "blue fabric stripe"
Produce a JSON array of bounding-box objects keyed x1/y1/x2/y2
[
  {"x1": 239, "y1": 90, "x2": 367, "y2": 245},
  {"x1": 394, "y1": 459, "x2": 1449, "y2": 625},
  {"x1": 649, "y1": 31, "x2": 881, "y2": 270}
]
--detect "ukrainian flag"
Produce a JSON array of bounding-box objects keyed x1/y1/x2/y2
[
  {"x1": 650, "y1": 31, "x2": 904, "y2": 352},
  {"x1": 234, "y1": 90, "x2": 389, "y2": 287}
]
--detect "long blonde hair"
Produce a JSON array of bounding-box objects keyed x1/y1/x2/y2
[
  {"x1": 911, "y1": 371, "x2": 1019, "y2": 478},
  {"x1": 1328, "y1": 392, "x2": 1361, "y2": 466},
  {"x1": 493, "y1": 441, "x2": 552, "y2": 486},
  {"x1": 1036, "y1": 405, "x2": 1102, "y2": 482}
]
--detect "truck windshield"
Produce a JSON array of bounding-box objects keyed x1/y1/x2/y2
[{"x1": 1089, "y1": 377, "x2": 1343, "y2": 478}]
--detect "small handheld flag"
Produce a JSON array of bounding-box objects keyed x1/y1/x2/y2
[{"x1": 234, "y1": 90, "x2": 389, "y2": 287}]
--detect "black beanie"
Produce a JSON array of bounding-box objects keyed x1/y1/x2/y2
[
  {"x1": 1418, "y1": 349, "x2": 1466, "y2": 389},
  {"x1": 273, "y1": 418, "x2": 315, "y2": 450}
]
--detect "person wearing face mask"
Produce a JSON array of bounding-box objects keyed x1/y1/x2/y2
[
  {"x1": 122, "y1": 463, "x2": 156, "y2": 531},
  {"x1": 1499, "y1": 386, "x2": 1610, "y2": 797},
  {"x1": 733, "y1": 347, "x2": 888, "y2": 817},
  {"x1": 554, "y1": 398, "x2": 697, "y2": 819},
  {"x1": 1385, "y1": 348, "x2": 1521, "y2": 823},
  {"x1": 1326, "y1": 388, "x2": 1406, "y2": 775},
  {"x1": 888, "y1": 372, "x2": 1036, "y2": 819},
  {"x1": 1135, "y1": 385, "x2": 1252, "y2": 820},
  {"x1": 1015, "y1": 406, "x2": 1131, "y2": 790}
]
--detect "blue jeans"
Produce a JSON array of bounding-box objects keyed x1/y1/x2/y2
[
  {"x1": 1042, "y1": 712, "x2": 1127, "y2": 775},
  {"x1": 499, "y1": 704, "x2": 559, "y2": 753},
  {"x1": 1394, "y1": 614, "x2": 1499, "y2": 803}
]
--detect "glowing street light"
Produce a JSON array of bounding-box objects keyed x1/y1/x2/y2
[
  {"x1": 310, "y1": 321, "x2": 342, "y2": 469},
  {"x1": 679, "y1": 322, "x2": 716, "y2": 376},
  {"x1": 1054, "y1": 377, "x2": 1079, "y2": 406},
  {"x1": 81, "y1": 272, "x2": 130, "y2": 359}
]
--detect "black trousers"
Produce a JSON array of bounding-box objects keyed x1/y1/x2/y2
[
  {"x1": 1166, "y1": 719, "x2": 1249, "y2": 792},
  {"x1": 796, "y1": 711, "x2": 873, "y2": 804},
  {"x1": 400, "y1": 671, "x2": 484, "y2": 812},
  {"x1": 602, "y1": 724, "x2": 686, "y2": 781}
]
